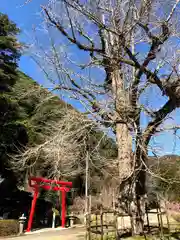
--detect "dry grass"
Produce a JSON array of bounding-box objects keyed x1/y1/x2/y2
[{"x1": 0, "y1": 219, "x2": 19, "y2": 237}]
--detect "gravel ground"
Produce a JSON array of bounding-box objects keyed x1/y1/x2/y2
[{"x1": 1, "y1": 227, "x2": 85, "y2": 240}]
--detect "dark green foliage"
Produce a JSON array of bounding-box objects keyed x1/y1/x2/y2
[
  {"x1": 0, "y1": 123, "x2": 28, "y2": 177},
  {"x1": 0, "y1": 13, "x2": 20, "y2": 92},
  {"x1": 0, "y1": 13, "x2": 27, "y2": 180},
  {"x1": 0, "y1": 13, "x2": 117, "y2": 201},
  {"x1": 11, "y1": 73, "x2": 118, "y2": 195},
  {"x1": 7, "y1": 70, "x2": 117, "y2": 184},
  {"x1": 87, "y1": 130, "x2": 117, "y2": 159},
  {"x1": 0, "y1": 179, "x2": 53, "y2": 226},
  {"x1": 0, "y1": 14, "x2": 71, "y2": 180},
  {"x1": 39, "y1": 189, "x2": 58, "y2": 207},
  {"x1": 10, "y1": 71, "x2": 73, "y2": 146},
  {"x1": 0, "y1": 96, "x2": 19, "y2": 124},
  {"x1": 0, "y1": 14, "x2": 28, "y2": 183}
]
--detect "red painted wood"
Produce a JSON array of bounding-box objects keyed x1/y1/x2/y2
[
  {"x1": 52, "y1": 186, "x2": 70, "y2": 192},
  {"x1": 30, "y1": 176, "x2": 72, "y2": 187},
  {"x1": 61, "y1": 190, "x2": 66, "y2": 228},
  {"x1": 40, "y1": 185, "x2": 70, "y2": 192},
  {"x1": 26, "y1": 176, "x2": 72, "y2": 231},
  {"x1": 26, "y1": 187, "x2": 39, "y2": 232}
]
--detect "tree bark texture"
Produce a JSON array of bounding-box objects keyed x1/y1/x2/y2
[{"x1": 112, "y1": 69, "x2": 146, "y2": 235}]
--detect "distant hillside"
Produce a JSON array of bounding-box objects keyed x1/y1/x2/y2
[
  {"x1": 2, "y1": 71, "x2": 180, "y2": 205},
  {"x1": 10, "y1": 71, "x2": 74, "y2": 145},
  {"x1": 3, "y1": 71, "x2": 117, "y2": 197},
  {"x1": 147, "y1": 155, "x2": 180, "y2": 202}
]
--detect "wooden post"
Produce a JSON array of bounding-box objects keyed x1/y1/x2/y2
[
  {"x1": 85, "y1": 153, "x2": 89, "y2": 219},
  {"x1": 86, "y1": 212, "x2": 91, "y2": 240},
  {"x1": 61, "y1": 189, "x2": 66, "y2": 228},
  {"x1": 115, "y1": 212, "x2": 118, "y2": 240},
  {"x1": 96, "y1": 213, "x2": 98, "y2": 234},
  {"x1": 26, "y1": 187, "x2": 39, "y2": 232},
  {"x1": 145, "y1": 203, "x2": 150, "y2": 233},
  {"x1": 100, "y1": 208, "x2": 103, "y2": 240}
]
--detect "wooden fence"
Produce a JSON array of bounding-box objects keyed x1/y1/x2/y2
[{"x1": 85, "y1": 206, "x2": 179, "y2": 240}]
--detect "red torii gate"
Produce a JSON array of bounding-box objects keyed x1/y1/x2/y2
[{"x1": 26, "y1": 176, "x2": 72, "y2": 232}]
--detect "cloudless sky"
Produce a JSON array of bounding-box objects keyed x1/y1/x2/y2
[
  {"x1": 1, "y1": 0, "x2": 180, "y2": 156},
  {"x1": 0, "y1": 0, "x2": 48, "y2": 86}
]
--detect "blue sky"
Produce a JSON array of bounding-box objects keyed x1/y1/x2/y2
[
  {"x1": 0, "y1": 0, "x2": 48, "y2": 86},
  {"x1": 1, "y1": 0, "x2": 180, "y2": 156}
]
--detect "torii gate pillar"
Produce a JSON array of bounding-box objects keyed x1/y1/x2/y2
[{"x1": 26, "y1": 176, "x2": 72, "y2": 232}]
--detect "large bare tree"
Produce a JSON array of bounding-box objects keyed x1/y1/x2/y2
[{"x1": 26, "y1": 0, "x2": 180, "y2": 234}]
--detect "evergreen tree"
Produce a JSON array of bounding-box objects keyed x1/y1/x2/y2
[
  {"x1": 0, "y1": 13, "x2": 28, "y2": 181},
  {"x1": 0, "y1": 13, "x2": 20, "y2": 91}
]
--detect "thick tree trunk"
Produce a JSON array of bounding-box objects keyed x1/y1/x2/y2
[
  {"x1": 111, "y1": 68, "x2": 147, "y2": 235},
  {"x1": 123, "y1": 157, "x2": 146, "y2": 235},
  {"x1": 111, "y1": 69, "x2": 135, "y2": 233},
  {"x1": 116, "y1": 122, "x2": 146, "y2": 236},
  {"x1": 133, "y1": 148, "x2": 147, "y2": 235},
  {"x1": 111, "y1": 69, "x2": 133, "y2": 184},
  {"x1": 116, "y1": 123, "x2": 133, "y2": 180}
]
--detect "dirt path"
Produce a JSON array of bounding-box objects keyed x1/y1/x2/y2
[{"x1": 2, "y1": 227, "x2": 85, "y2": 240}]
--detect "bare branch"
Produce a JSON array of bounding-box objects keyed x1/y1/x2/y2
[
  {"x1": 143, "y1": 99, "x2": 177, "y2": 145},
  {"x1": 42, "y1": 6, "x2": 103, "y2": 53},
  {"x1": 166, "y1": 0, "x2": 180, "y2": 22}
]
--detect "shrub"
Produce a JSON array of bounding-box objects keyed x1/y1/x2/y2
[
  {"x1": 70, "y1": 197, "x2": 85, "y2": 214},
  {"x1": 0, "y1": 219, "x2": 19, "y2": 236}
]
